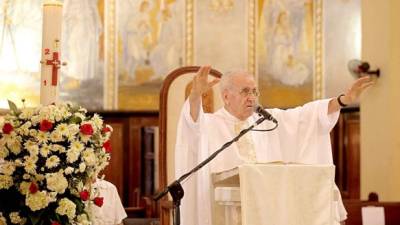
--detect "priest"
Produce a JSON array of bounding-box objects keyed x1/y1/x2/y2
[{"x1": 174, "y1": 66, "x2": 375, "y2": 225}]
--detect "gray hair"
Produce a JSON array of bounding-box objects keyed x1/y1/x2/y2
[{"x1": 219, "y1": 70, "x2": 253, "y2": 93}]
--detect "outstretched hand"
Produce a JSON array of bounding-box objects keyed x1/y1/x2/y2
[
  {"x1": 341, "y1": 75, "x2": 376, "y2": 105},
  {"x1": 328, "y1": 75, "x2": 375, "y2": 114},
  {"x1": 190, "y1": 66, "x2": 220, "y2": 99},
  {"x1": 189, "y1": 66, "x2": 220, "y2": 122}
]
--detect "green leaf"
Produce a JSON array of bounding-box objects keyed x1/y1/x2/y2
[
  {"x1": 29, "y1": 210, "x2": 45, "y2": 225},
  {"x1": 29, "y1": 214, "x2": 40, "y2": 225},
  {"x1": 68, "y1": 116, "x2": 82, "y2": 124},
  {"x1": 7, "y1": 100, "x2": 20, "y2": 114}
]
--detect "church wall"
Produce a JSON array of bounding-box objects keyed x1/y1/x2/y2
[
  {"x1": 361, "y1": 0, "x2": 400, "y2": 201},
  {"x1": 324, "y1": 0, "x2": 361, "y2": 98}
]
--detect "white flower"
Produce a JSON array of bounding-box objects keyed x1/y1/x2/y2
[
  {"x1": 19, "y1": 108, "x2": 35, "y2": 120},
  {"x1": 36, "y1": 131, "x2": 49, "y2": 143},
  {"x1": 22, "y1": 174, "x2": 30, "y2": 180},
  {"x1": 76, "y1": 214, "x2": 91, "y2": 225},
  {"x1": 67, "y1": 149, "x2": 80, "y2": 163},
  {"x1": 70, "y1": 141, "x2": 84, "y2": 152},
  {"x1": 82, "y1": 148, "x2": 96, "y2": 166},
  {"x1": 0, "y1": 174, "x2": 13, "y2": 189},
  {"x1": 45, "y1": 155, "x2": 60, "y2": 169},
  {"x1": 23, "y1": 156, "x2": 37, "y2": 174},
  {"x1": 34, "y1": 174, "x2": 45, "y2": 182},
  {"x1": 91, "y1": 114, "x2": 103, "y2": 129},
  {"x1": 0, "y1": 213, "x2": 6, "y2": 225},
  {"x1": 21, "y1": 121, "x2": 32, "y2": 129},
  {"x1": 67, "y1": 124, "x2": 80, "y2": 136},
  {"x1": 30, "y1": 115, "x2": 41, "y2": 126},
  {"x1": 9, "y1": 211, "x2": 26, "y2": 224},
  {"x1": 80, "y1": 134, "x2": 90, "y2": 143},
  {"x1": 24, "y1": 140, "x2": 39, "y2": 156},
  {"x1": 0, "y1": 147, "x2": 9, "y2": 158},
  {"x1": 79, "y1": 162, "x2": 86, "y2": 173},
  {"x1": 50, "y1": 130, "x2": 63, "y2": 142},
  {"x1": 16, "y1": 121, "x2": 32, "y2": 136},
  {"x1": 40, "y1": 145, "x2": 50, "y2": 157},
  {"x1": 55, "y1": 123, "x2": 69, "y2": 136},
  {"x1": 14, "y1": 159, "x2": 23, "y2": 167},
  {"x1": 56, "y1": 198, "x2": 76, "y2": 220},
  {"x1": 29, "y1": 129, "x2": 38, "y2": 137},
  {"x1": 78, "y1": 107, "x2": 87, "y2": 114},
  {"x1": 7, "y1": 138, "x2": 22, "y2": 155},
  {"x1": 0, "y1": 161, "x2": 16, "y2": 175},
  {"x1": 74, "y1": 112, "x2": 85, "y2": 121},
  {"x1": 46, "y1": 172, "x2": 68, "y2": 194},
  {"x1": 26, "y1": 191, "x2": 51, "y2": 211},
  {"x1": 51, "y1": 144, "x2": 66, "y2": 153},
  {"x1": 19, "y1": 181, "x2": 31, "y2": 195},
  {"x1": 64, "y1": 167, "x2": 74, "y2": 175}
]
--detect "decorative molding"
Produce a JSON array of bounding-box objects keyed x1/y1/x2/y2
[
  {"x1": 185, "y1": 0, "x2": 194, "y2": 66},
  {"x1": 248, "y1": 0, "x2": 256, "y2": 76},
  {"x1": 314, "y1": 0, "x2": 324, "y2": 99},
  {"x1": 104, "y1": 0, "x2": 117, "y2": 109}
]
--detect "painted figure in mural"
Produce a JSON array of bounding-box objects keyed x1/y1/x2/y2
[
  {"x1": 61, "y1": 0, "x2": 102, "y2": 87},
  {"x1": 266, "y1": 0, "x2": 313, "y2": 87},
  {"x1": 118, "y1": 0, "x2": 182, "y2": 85},
  {"x1": 210, "y1": 0, "x2": 235, "y2": 12},
  {"x1": 0, "y1": 0, "x2": 42, "y2": 73},
  {"x1": 0, "y1": 0, "x2": 42, "y2": 107},
  {"x1": 268, "y1": 10, "x2": 309, "y2": 86}
]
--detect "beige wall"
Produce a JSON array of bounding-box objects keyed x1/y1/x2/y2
[{"x1": 361, "y1": 0, "x2": 400, "y2": 201}]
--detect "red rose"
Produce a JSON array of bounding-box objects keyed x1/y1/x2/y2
[
  {"x1": 39, "y1": 120, "x2": 53, "y2": 132},
  {"x1": 102, "y1": 126, "x2": 111, "y2": 133},
  {"x1": 80, "y1": 124, "x2": 94, "y2": 135},
  {"x1": 29, "y1": 182, "x2": 38, "y2": 194},
  {"x1": 93, "y1": 197, "x2": 104, "y2": 207},
  {"x1": 2, "y1": 123, "x2": 13, "y2": 134},
  {"x1": 103, "y1": 140, "x2": 112, "y2": 153},
  {"x1": 79, "y1": 190, "x2": 90, "y2": 201},
  {"x1": 51, "y1": 221, "x2": 61, "y2": 225}
]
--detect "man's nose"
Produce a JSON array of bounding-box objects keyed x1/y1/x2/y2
[{"x1": 247, "y1": 94, "x2": 257, "y2": 101}]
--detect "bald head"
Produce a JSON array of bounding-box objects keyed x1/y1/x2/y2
[
  {"x1": 220, "y1": 70, "x2": 257, "y2": 120},
  {"x1": 220, "y1": 70, "x2": 254, "y2": 94}
]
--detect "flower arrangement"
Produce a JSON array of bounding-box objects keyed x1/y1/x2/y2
[{"x1": 0, "y1": 101, "x2": 112, "y2": 225}]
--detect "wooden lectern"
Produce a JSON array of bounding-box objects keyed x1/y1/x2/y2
[{"x1": 212, "y1": 164, "x2": 336, "y2": 225}]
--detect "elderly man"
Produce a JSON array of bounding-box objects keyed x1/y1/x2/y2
[{"x1": 174, "y1": 66, "x2": 374, "y2": 225}]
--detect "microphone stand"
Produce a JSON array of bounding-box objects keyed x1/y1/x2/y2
[{"x1": 153, "y1": 116, "x2": 268, "y2": 225}]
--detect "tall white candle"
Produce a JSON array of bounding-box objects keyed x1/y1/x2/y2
[{"x1": 40, "y1": 0, "x2": 63, "y2": 105}]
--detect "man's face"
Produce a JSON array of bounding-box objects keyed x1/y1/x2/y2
[{"x1": 223, "y1": 75, "x2": 258, "y2": 120}]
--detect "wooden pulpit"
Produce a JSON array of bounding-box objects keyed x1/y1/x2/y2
[{"x1": 212, "y1": 163, "x2": 336, "y2": 225}]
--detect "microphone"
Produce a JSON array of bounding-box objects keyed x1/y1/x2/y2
[{"x1": 254, "y1": 105, "x2": 278, "y2": 124}]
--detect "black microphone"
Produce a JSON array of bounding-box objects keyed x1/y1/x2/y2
[{"x1": 254, "y1": 105, "x2": 278, "y2": 124}]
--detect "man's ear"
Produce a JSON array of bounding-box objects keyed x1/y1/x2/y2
[{"x1": 222, "y1": 90, "x2": 229, "y2": 105}]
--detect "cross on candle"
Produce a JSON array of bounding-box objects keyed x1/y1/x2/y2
[{"x1": 46, "y1": 52, "x2": 60, "y2": 86}]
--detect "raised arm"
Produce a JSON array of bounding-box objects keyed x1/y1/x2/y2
[
  {"x1": 189, "y1": 66, "x2": 220, "y2": 121},
  {"x1": 328, "y1": 76, "x2": 375, "y2": 114}
]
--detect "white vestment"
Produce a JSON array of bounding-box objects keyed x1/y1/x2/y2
[
  {"x1": 175, "y1": 99, "x2": 347, "y2": 225},
  {"x1": 90, "y1": 179, "x2": 127, "y2": 225}
]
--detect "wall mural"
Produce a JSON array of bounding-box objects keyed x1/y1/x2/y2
[
  {"x1": 257, "y1": 0, "x2": 322, "y2": 108},
  {"x1": 0, "y1": 0, "x2": 42, "y2": 108},
  {"x1": 0, "y1": 0, "x2": 324, "y2": 110},
  {"x1": 117, "y1": 0, "x2": 184, "y2": 110},
  {"x1": 0, "y1": 0, "x2": 106, "y2": 110},
  {"x1": 60, "y1": 0, "x2": 105, "y2": 110}
]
